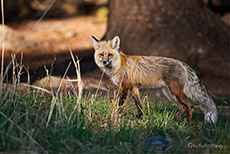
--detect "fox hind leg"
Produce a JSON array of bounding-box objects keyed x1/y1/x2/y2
[
  {"x1": 169, "y1": 80, "x2": 194, "y2": 123},
  {"x1": 175, "y1": 103, "x2": 186, "y2": 121},
  {"x1": 162, "y1": 87, "x2": 186, "y2": 121}
]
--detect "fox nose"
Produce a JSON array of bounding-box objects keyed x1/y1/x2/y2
[{"x1": 103, "y1": 61, "x2": 107, "y2": 65}]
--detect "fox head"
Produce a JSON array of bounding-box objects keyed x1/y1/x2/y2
[{"x1": 91, "y1": 36, "x2": 121, "y2": 72}]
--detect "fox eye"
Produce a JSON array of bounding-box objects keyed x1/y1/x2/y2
[
  {"x1": 99, "y1": 53, "x2": 104, "y2": 57},
  {"x1": 108, "y1": 53, "x2": 113, "y2": 57}
]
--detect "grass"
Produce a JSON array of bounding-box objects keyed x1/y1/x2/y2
[{"x1": 0, "y1": 85, "x2": 229, "y2": 153}]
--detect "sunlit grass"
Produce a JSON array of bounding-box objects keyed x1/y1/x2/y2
[{"x1": 0, "y1": 87, "x2": 229, "y2": 153}]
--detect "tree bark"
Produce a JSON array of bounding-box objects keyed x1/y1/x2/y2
[{"x1": 105, "y1": 0, "x2": 229, "y2": 94}]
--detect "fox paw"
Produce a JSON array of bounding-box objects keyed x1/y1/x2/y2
[{"x1": 136, "y1": 113, "x2": 143, "y2": 118}]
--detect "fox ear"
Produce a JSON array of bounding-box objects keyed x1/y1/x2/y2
[
  {"x1": 111, "y1": 36, "x2": 120, "y2": 49},
  {"x1": 91, "y1": 36, "x2": 99, "y2": 50}
]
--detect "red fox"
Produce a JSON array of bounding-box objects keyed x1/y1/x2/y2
[{"x1": 91, "y1": 36, "x2": 218, "y2": 123}]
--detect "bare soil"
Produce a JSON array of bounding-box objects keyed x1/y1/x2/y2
[{"x1": 10, "y1": 16, "x2": 107, "y2": 53}]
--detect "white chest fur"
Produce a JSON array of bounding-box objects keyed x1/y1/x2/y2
[{"x1": 111, "y1": 75, "x2": 120, "y2": 86}]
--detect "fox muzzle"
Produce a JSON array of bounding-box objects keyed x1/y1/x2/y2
[{"x1": 102, "y1": 60, "x2": 112, "y2": 69}]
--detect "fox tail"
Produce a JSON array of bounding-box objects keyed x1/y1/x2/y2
[{"x1": 182, "y1": 63, "x2": 218, "y2": 123}]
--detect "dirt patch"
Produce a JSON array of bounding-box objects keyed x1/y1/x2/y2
[
  {"x1": 11, "y1": 16, "x2": 107, "y2": 53},
  {"x1": 0, "y1": 16, "x2": 107, "y2": 72}
]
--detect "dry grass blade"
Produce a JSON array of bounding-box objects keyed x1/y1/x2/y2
[
  {"x1": 20, "y1": 83, "x2": 52, "y2": 95},
  {"x1": 0, "y1": 0, "x2": 5, "y2": 94},
  {"x1": 69, "y1": 47, "x2": 83, "y2": 121},
  {"x1": 95, "y1": 71, "x2": 105, "y2": 96},
  {"x1": 34, "y1": 0, "x2": 46, "y2": 11},
  {"x1": 66, "y1": 79, "x2": 79, "y2": 82},
  {"x1": 46, "y1": 95, "x2": 56, "y2": 127},
  {"x1": 146, "y1": 96, "x2": 151, "y2": 117},
  {"x1": 11, "y1": 54, "x2": 16, "y2": 89},
  {"x1": 57, "y1": 62, "x2": 72, "y2": 93}
]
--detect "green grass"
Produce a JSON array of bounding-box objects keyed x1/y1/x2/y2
[{"x1": 0, "y1": 87, "x2": 229, "y2": 153}]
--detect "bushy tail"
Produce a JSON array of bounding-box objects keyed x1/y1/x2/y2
[{"x1": 182, "y1": 63, "x2": 218, "y2": 123}]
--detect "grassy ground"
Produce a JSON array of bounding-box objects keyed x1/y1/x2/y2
[{"x1": 0, "y1": 86, "x2": 229, "y2": 153}]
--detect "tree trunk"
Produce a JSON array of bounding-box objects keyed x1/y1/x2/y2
[{"x1": 105, "y1": 0, "x2": 229, "y2": 95}]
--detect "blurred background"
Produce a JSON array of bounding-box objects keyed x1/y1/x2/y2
[
  {"x1": 1, "y1": 0, "x2": 229, "y2": 21},
  {"x1": 0, "y1": 0, "x2": 229, "y2": 95}
]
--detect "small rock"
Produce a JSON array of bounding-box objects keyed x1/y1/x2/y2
[
  {"x1": 146, "y1": 136, "x2": 176, "y2": 150},
  {"x1": 33, "y1": 76, "x2": 74, "y2": 89}
]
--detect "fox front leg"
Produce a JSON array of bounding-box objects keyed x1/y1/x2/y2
[
  {"x1": 132, "y1": 86, "x2": 143, "y2": 118},
  {"x1": 118, "y1": 86, "x2": 130, "y2": 113}
]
